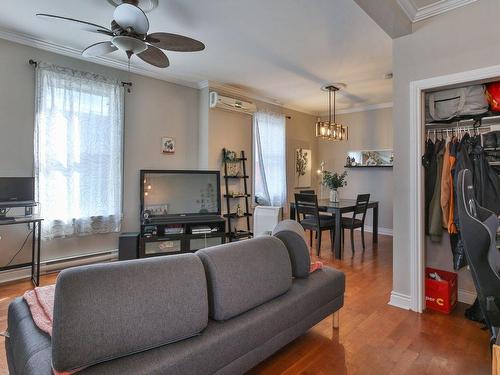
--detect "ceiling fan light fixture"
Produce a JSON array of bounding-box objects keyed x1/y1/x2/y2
[
  {"x1": 107, "y1": 0, "x2": 159, "y2": 13},
  {"x1": 112, "y1": 35, "x2": 147, "y2": 54},
  {"x1": 113, "y1": 3, "x2": 150, "y2": 35}
]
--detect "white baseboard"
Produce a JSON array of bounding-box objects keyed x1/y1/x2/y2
[
  {"x1": 355, "y1": 225, "x2": 393, "y2": 236},
  {"x1": 458, "y1": 288, "x2": 476, "y2": 305},
  {"x1": 388, "y1": 291, "x2": 411, "y2": 310},
  {"x1": 0, "y1": 250, "x2": 118, "y2": 285}
]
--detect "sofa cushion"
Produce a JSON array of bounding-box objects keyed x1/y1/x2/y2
[
  {"x1": 51, "y1": 254, "x2": 208, "y2": 373},
  {"x1": 272, "y1": 220, "x2": 311, "y2": 278},
  {"x1": 77, "y1": 267, "x2": 345, "y2": 375},
  {"x1": 196, "y1": 236, "x2": 292, "y2": 321},
  {"x1": 5, "y1": 297, "x2": 52, "y2": 375}
]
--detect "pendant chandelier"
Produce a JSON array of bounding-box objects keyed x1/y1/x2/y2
[{"x1": 315, "y1": 85, "x2": 348, "y2": 141}]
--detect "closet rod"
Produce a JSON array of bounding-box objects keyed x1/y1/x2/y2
[
  {"x1": 425, "y1": 125, "x2": 492, "y2": 132},
  {"x1": 425, "y1": 114, "x2": 500, "y2": 128}
]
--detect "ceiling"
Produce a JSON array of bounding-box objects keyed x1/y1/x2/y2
[{"x1": 0, "y1": 0, "x2": 395, "y2": 114}]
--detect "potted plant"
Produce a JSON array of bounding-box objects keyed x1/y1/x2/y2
[{"x1": 322, "y1": 170, "x2": 348, "y2": 203}]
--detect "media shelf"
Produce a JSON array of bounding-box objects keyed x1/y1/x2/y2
[
  {"x1": 223, "y1": 213, "x2": 253, "y2": 218},
  {"x1": 224, "y1": 194, "x2": 251, "y2": 198},
  {"x1": 229, "y1": 230, "x2": 253, "y2": 240},
  {"x1": 222, "y1": 149, "x2": 252, "y2": 242},
  {"x1": 139, "y1": 215, "x2": 226, "y2": 258}
]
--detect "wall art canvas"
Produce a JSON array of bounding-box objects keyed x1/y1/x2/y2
[
  {"x1": 295, "y1": 148, "x2": 311, "y2": 188},
  {"x1": 161, "y1": 137, "x2": 175, "y2": 154},
  {"x1": 347, "y1": 149, "x2": 393, "y2": 167}
]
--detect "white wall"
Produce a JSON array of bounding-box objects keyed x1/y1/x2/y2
[
  {"x1": 0, "y1": 38, "x2": 199, "y2": 265},
  {"x1": 204, "y1": 91, "x2": 319, "y2": 228},
  {"x1": 318, "y1": 107, "x2": 394, "y2": 231},
  {"x1": 392, "y1": 0, "x2": 500, "y2": 298}
]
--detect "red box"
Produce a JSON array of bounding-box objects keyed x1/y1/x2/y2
[{"x1": 425, "y1": 267, "x2": 457, "y2": 314}]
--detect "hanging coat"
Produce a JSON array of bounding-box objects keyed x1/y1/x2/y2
[
  {"x1": 471, "y1": 141, "x2": 500, "y2": 214},
  {"x1": 429, "y1": 140, "x2": 445, "y2": 242},
  {"x1": 440, "y1": 138, "x2": 452, "y2": 229},
  {"x1": 447, "y1": 139, "x2": 458, "y2": 234},
  {"x1": 422, "y1": 139, "x2": 436, "y2": 234}
]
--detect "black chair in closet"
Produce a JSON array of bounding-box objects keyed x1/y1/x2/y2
[
  {"x1": 294, "y1": 193, "x2": 335, "y2": 256},
  {"x1": 341, "y1": 194, "x2": 370, "y2": 255},
  {"x1": 457, "y1": 169, "x2": 500, "y2": 346}
]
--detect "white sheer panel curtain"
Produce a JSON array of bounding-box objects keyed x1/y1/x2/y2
[
  {"x1": 253, "y1": 111, "x2": 287, "y2": 207},
  {"x1": 34, "y1": 63, "x2": 124, "y2": 239}
]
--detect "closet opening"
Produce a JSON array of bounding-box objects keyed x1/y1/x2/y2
[{"x1": 420, "y1": 77, "x2": 500, "y2": 346}]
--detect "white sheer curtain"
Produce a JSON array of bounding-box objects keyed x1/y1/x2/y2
[
  {"x1": 253, "y1": 111, "x2": 287, "y2": 207},
  {"x1": 34, "y1": 63, "x2": 124, "y2": 239}
]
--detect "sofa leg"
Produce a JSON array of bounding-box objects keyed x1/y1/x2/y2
[{"x1": 332, "y1": 310, "x2": 339, "y2": 329}]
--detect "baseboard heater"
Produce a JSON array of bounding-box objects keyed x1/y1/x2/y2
[
  {"x1": 43, "y1": 250, "x2": 118, "y2": 271},
  {"x1": 0, "y1": 250, "x2": 118, "y2": 284}
]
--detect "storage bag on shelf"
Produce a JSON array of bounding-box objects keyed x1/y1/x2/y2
[
  {"x1": 486, "y1": 82, "x2": 500, "y2": 112},
  {"x1": 428, "y1": 85, "x2": 488, "y2": 121}
]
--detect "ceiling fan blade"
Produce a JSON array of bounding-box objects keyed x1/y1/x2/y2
[
  {"x1": 113, "y1": 3, "x2": 149, "y2": 35},
  {"x1": 36, "y1": 14, "x2": 113, "y2": 36},
  {"x1": 146, "y1": 33, "x2": 205, "y2": 52},
  {"x1": 137, "y1": 45, "x2": 169, "y2": 68},
  {"x1": 106, "y1": 0, "x2": 158, "y2": 13},
  {"x1": 82, "y1": 41, "x2": 118, "y2": 57}
]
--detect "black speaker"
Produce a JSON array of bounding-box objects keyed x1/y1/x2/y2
[{"x1": 118, "y1": 232, "x2": 139, "y2": 261}]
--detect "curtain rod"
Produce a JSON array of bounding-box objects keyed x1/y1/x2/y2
[{"x1": 28, "y1": 59, "x2": 132, "y2": 90}]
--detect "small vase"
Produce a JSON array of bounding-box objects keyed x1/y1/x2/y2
[{"x1": 330, "y1": 189, "x2": 339, "y2": 203}]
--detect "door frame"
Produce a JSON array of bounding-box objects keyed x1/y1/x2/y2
[{"x1": 408, "y1": 64, "x2": 500, "y2": 312}]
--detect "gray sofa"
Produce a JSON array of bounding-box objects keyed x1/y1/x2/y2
[{"x1": 5, "y1": 220, "x2": 345, "y2": 375}]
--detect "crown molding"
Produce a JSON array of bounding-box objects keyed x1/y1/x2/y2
[
  {"x1": 397, "y1": 0, "x2": 477, "y2": 23},
  {"x1": 204, "y1": 81, "x2": 319, "y2": 116},
  {"x1": 319, "y1": 102, "x2": 393, "y2": 117},
  {"x1": 397, "y1": 0, "x2": 418, "y2": 21},
  {"x1": 0, "y1": 28, "x2": 202, "y2": 89}
]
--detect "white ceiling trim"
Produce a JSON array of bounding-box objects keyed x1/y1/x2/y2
[
  {"x1": 397, "y1": 0, "x2": 477, "y2": 23},
  {"x1": 0, "y1": 27, "x2": 201, "y2": 89},
  {"x1": 319, "y1": 102, "x2": 393, "y2": 116},
  {"x1": 203, "y1": 80, "x2": 319, "y2": 117}
]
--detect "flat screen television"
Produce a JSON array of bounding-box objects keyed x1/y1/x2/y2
[
  {"x1": 140, "y1": 170, "x2": 221, "y2": 219},
  {"x1": 0, "y1": 177, "x2": 35, "y2": 207}
]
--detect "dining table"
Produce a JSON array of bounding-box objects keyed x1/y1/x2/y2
[{"x1": 289, "y1": 198, "x2": 379, "y2": 259}]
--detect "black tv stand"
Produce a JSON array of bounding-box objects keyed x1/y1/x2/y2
[{"x1": 139, "y1": 215, "x2": 226, "y2": 258}]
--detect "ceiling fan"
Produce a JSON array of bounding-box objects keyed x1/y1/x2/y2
[{"x1": 36, "y1": 0, "x2": 205, "y2": 68}]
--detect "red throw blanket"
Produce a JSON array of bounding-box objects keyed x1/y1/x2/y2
[
  {"x1": 23, "y1": 285, "x2": 80, "y2": 375},
  {"x1": 23, "y1": 285, "x2": 55, "y2": 336},
  {"x1": 309, "y1": 261, "x2": 323, "y2": 273}
]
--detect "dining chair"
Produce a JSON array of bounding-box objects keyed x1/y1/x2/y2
[
  {"x1": 300, "y1": 190, "x2": 330, "y2": 216},
  {"x1": 341, "y1": 194, "x2": 370, "y2": 255},
  {"x1": 299, "y1": 190, "x2": 316, "y2": 195},
  {"x1": 294, "y1": 193, "x2": 335, "y2": 256}
]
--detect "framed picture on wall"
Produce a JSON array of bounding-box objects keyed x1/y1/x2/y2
[
  {"x1": 295, "y1": 148, "x2": 312, "y2": 188},
  {"x1": 161, "y1": 137, "x2": 175, "y2": 154}
]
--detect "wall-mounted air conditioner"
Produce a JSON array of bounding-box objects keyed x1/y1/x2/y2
[{"x1": 209, "y1": 91, "x2": 257, "y2": 115}]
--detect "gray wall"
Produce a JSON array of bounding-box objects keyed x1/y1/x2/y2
[
  {"x1": 0, "y1": 38, "x2": 199, "y2": 265},
  {"x1": 318, "y1": 107, "x2": 394, "y2": 230},
  {"x1": 392, "y1": 0, "x2": 500, "y2": 297}
]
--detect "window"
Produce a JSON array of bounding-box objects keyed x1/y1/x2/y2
[
  {"x1": 253, "y1": 111, "x2": 287, "y2": 206},
  {"x1": 34, "y1": 63, "x2": 124, "y2": 239}
]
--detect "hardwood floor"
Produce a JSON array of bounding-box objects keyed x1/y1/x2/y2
[{"x1": 0, "y1": 231, "x2": 491, "y2": 374}]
